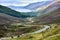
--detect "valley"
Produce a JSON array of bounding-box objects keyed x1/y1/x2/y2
[{"x1": 0, "y1": 0, "x2": 60, "y2": 40}]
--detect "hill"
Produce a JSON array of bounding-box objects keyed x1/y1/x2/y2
[
  {"x1": 0, "y1": 5, "x2": 31, "y2": 18},
  {"x1": 0, "y1": 5, "x2": 35, "y2": 24},
  {"x1": 36, "y1": 1, "x2": 60, "y2": 16},
  {"x1": 34, "y1": 8, "x2": 60, "y2": 24}
]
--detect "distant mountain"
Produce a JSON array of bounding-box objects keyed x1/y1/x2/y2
[
  {"x1": 8, "y1": 6, "x2": 32, "y2": 12},
  {"x1": 24, "y1": 1, "x2": 52, "y2": 10},
  {"x1": 9, "y1": 6, "x2": 25, "y2": 9},
  {"x1": 8, "y1": 1, "x2": 52, "y2": 11}
]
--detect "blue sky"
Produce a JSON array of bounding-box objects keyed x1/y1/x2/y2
[
  {"x1": 0, "y1": 0, "x2": 52, "y2": 6},
  {"x1": 0, "y1": 0, "x2": 52, "y2": 12}
]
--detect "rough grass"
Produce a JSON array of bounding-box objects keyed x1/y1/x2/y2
[
  {"x1": 43, "y1": 34, "x2": 60, "y2": 40},
  {"x1": 8, "y1": 24, "x2": 60, "y2": 40}
]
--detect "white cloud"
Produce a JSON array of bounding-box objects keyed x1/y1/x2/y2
[
  {"x1": 0, "y1": 3, "x2": 29, "y2": 6},
  {"x1": 0, "y1": 0, "x2": 52, "y2": 6},
  {"x1": 0, "y1": 0, "x2": 52, "y2": 12},
  {"x1": 14, "y1": 8, "x2": 32, "y2": 12}
]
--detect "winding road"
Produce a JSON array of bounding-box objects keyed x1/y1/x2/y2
[
  {"x1": 0, "y1": 25, "x2": 50, "y2": 40},
  {"x1": 29, "y1": 25, "x2": 50, "y2": 34}
]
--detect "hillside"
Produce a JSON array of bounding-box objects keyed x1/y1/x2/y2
[
  {"x1": 40, "y1": 8, "x2": 60, "y2": 23},
  {"x1": 34, "y1": 8, "x2": 60, "y2": 24},
  {"x1": 0, "y1": 5, "x2": 35, "y2": 24},
  {"x1": 0, "y1": 5, "x2": 31, "y2": 18},
  {"x1": 36, "y1": 1, "x2": 60, "y2": 16}
]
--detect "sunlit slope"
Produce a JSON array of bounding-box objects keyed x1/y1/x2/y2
[
  {"x1": 34, "y1": 8, "x2": 60, "y2": 24},
  {"x1": 35, "y1": 0, "x2": 60, "y2": 12}
]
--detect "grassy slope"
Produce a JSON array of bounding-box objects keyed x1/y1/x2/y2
[
  {"x1": 0, "y1": 5, "x2": 31, "y2": 18},
  {"x1": 0, "y1": 5, "x2": 34, "y2": 24},
  {"x1": 43, "y1": 34, "x2": 60, "y2": 40},
  {"x1": 34, "y1": 8, "x2": 60, "y2": 24},
  {"x1": 8, "y1": 24, "x2": 60, "y2": 40}
]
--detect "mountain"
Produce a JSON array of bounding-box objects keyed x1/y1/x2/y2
[
  {"x1": 0, "y1": 5, "x2": 36, "y2": 24},
  {"x1": 8, "y1": 6, "x2": 32, "y2": 12},
  {"x1": 24, "y1": 1, "x2": 52, "y2": 10},
  {"x1": 34, "y1": 8, "x2": 60, "y2": 24},
  {"x1": 8, "y1": 1, "x2": 52, "y2": 11},
  {"x1": 0, "y1": 5, "x2": 33, "y2": 18},
  {"x1": 36, "y1": 1, "x2": 60, "y2": 16}
]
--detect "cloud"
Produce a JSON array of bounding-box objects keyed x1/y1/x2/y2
[
  {"x1": 13, "y1": 8, "x2": 32, "y2": 12},
  {"x1": 0, "y1": 3, "x2": 29, "y2": 6},
  {"x1": 0, "y1": 0, "x2": 52, "y2": 12},
  {"x1": 0, "y1": 0, "x2": 52, "y2": 6}
]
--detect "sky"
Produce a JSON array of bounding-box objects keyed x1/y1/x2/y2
[
  {"x1": 0, "y1": 0, "x2": 52, "y2": 6},
  {"x1": 0, "y1": 0, "x2": 52, "y2": 12}
]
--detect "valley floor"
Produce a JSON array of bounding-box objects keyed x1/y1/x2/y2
[{"x1": 6, "y1": 23, "x2": 60, "y2": 40}]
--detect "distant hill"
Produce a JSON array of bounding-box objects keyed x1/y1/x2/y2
[
  {"x1": 8, "y1": 1, "x2": 51, "y2": 10},
  {"x1": 25, "y1": 1, "x2": 52, "y2": 10}
]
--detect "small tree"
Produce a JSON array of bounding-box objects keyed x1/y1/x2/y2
[
  {"x1": 17, "y1": 35, "x2": 20, "y2": 37},
  {"x1": 11, "y1": 36, "x2": 13, "y2": 38}
]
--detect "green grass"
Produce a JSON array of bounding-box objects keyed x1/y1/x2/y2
[
  {"x1": 55, "y1": 19, "x2": 60, "y2": 23},
  {"x1": 8, "y1": 24, "x2": 60, "y2": 40},
  {"x1": 0, "y1": 24, "x2": 44, "y2": 37},
  {"x1": 43, "y1": 34, "x2": 60, "y2": 40}
]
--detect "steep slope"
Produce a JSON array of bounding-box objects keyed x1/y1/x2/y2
[
  {"x1": 36, "y1": 1, "x2": 60, "y2": 16},
  {"x1": 0, "y1": 5, "x2": 32, "y2": 18},
  {"x1": 0, "y1": 5, "x2": 34, "y2": 24},
  {"x1": 34, "y1": 8, "x2": 60, "y2": 24},
  {"x1": 0, "y1": 13, "x2": 24, "y2": 24}
]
